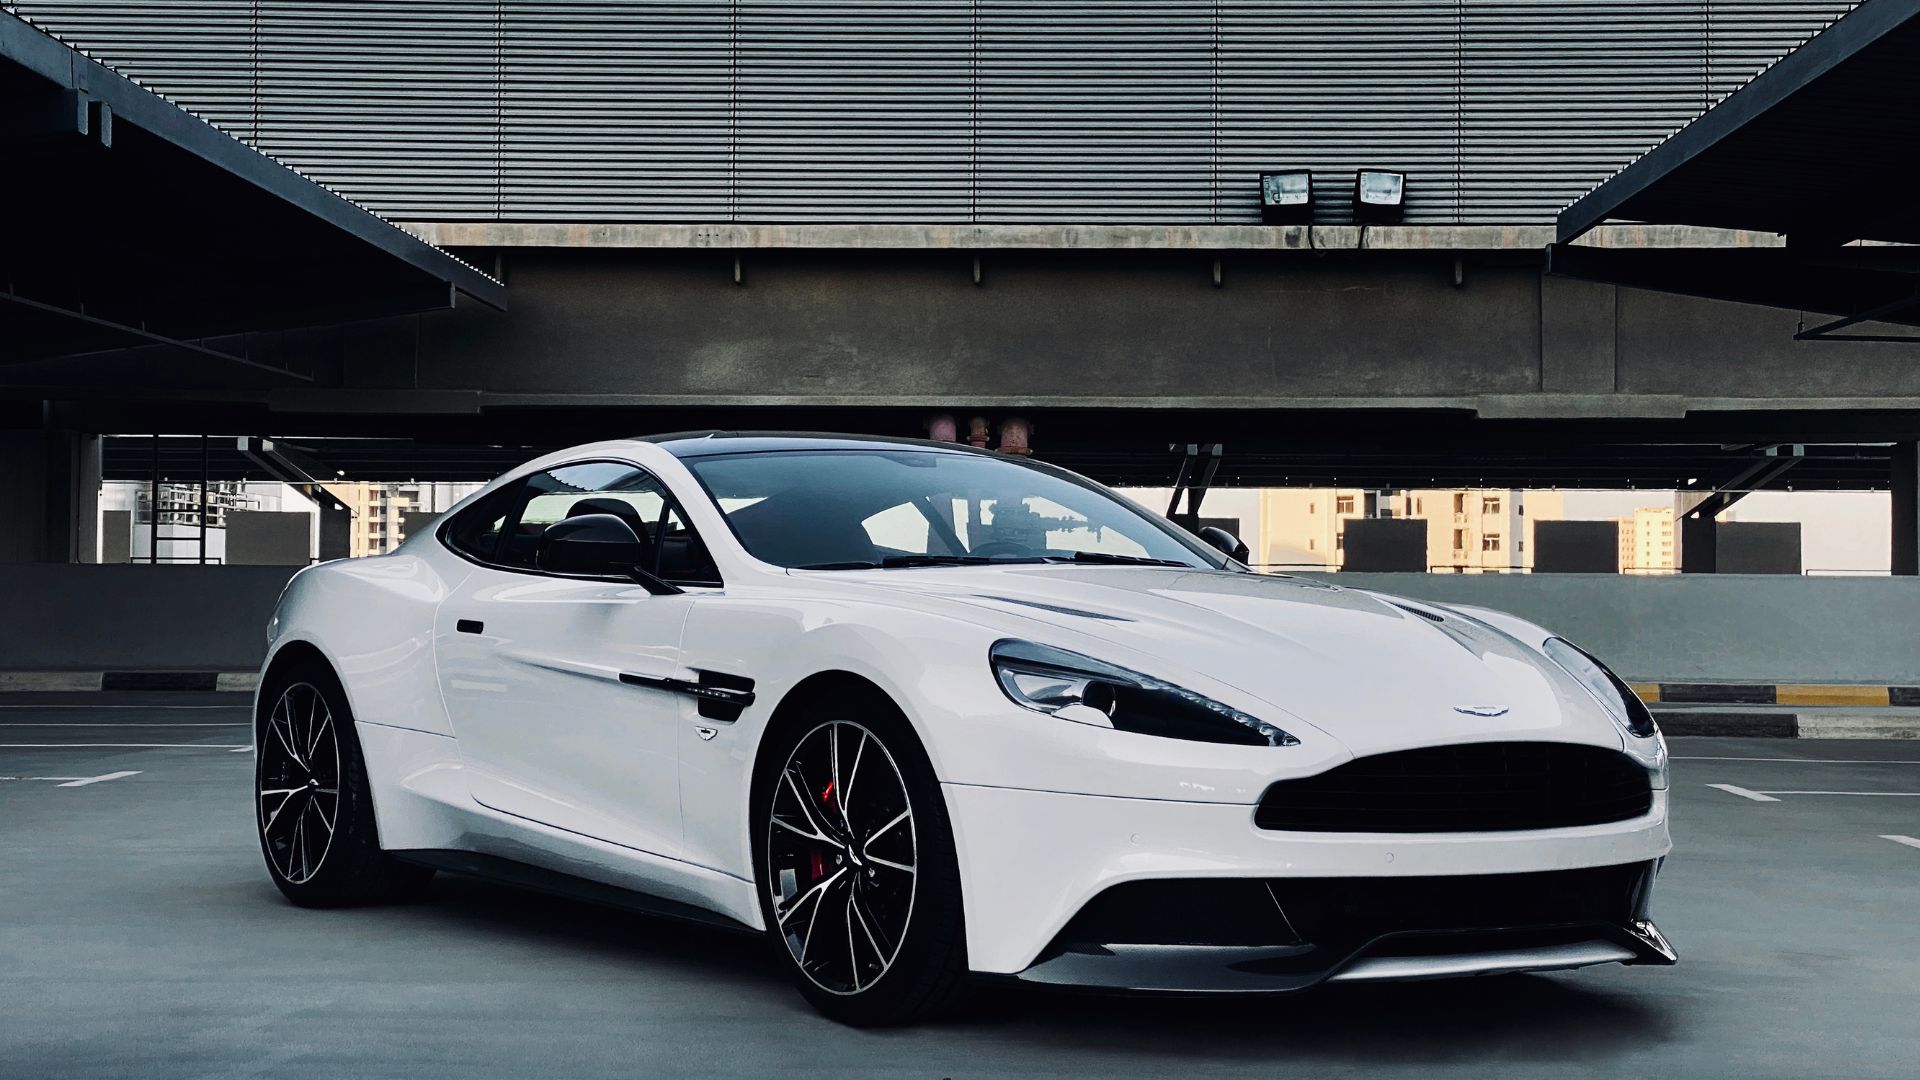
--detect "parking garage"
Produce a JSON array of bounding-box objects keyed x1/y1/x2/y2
[{"x1": 3, "y1": 0, "x2": 1919, "y2": 1073}]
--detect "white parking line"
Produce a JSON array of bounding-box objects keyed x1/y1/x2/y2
[
  {"x1": 57, "y1": 771, "x2": 141, "y2": 787},
  {"x1": 0, "y1": 771, "x2": 141, "y2": 785},
  {"x1": 0, "y1": 742, "x2": 250, "y2": 749},
  {"x1": 1676, "y1": 756, "x2": 1920, "y2": 765},
  {"x1": 0, "y1": 704, "x2": 248, "y2": 710},
  {"x1": 1756, "y1": 790, "x2": 1920, "y2": 797},
  {"x1": 230, "y1": 746, "x2": 254, "y2": 753},
  {"x1": 1708, "y1": 783, "x2": 1781, "y2": 802},
  {"x1": 1881, "y1": 835, "x2": 1920, "y2": 851},
  {"x1": 0, "y1": 722, "x2": 248, "y2": 728}
]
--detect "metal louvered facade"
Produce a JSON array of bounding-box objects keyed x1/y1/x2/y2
[{"x1": 4, "y1": 0, "x2": 1856, "y2": 224}]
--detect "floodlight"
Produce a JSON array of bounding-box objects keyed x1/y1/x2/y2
[
  {"x1": 1259, "y1": 170, "x2": 1313, "y2": 224},
  {"x1": 1354, "y1": 170, "x2": 1406, "y2": 222}
]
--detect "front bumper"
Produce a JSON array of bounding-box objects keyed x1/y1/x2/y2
[{"x1": 944, "y1": 782, "x2": 1673, "y2": 984}]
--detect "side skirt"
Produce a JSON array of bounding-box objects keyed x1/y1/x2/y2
[{"x1": 392, "y1": 849, "x2": 758, "y2": 935}]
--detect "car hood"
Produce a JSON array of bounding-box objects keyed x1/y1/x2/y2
[{"x1": 832, "y1": 564, "x2": 1623, "y2": 759}]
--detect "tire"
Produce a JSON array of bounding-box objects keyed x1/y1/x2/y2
[
  {"x1": 255, "y1": 655, "x2": 433, "y2": 907},
  {"x1": 752, "y1": 694, "x2": 970, "y2": 1026}
]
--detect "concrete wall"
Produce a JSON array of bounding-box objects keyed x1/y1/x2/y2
[
  {"x1": 1343, "y1": 519, "x2": 1428, "y2": 572},
  {"x1": 225, "y1": 511, "x2": 312, "y2": 566},
  {"x1": 1718, "y1": 522, "x2": 1802, "y2": 575},
  {"x1": 2, "y1": 563, "x2": 1913, "y2": 683},
  {"x1": 1533, "y1": 520, "x2": 1620, "y2": 573},
  {"x1": 0, "y1": 564, "x2": 299, "y2": 672},
  {"x1": 1308, "y1": 573, "x2": 1920, "y2": 684}
]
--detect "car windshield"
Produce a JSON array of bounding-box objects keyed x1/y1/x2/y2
[{"x1": 681, "y1": 448, "x2": 1223, "y2": 571}]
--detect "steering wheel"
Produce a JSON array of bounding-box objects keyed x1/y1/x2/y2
[{"x1": 967, "y1": 539, "x2": 1034, "y2": 559}]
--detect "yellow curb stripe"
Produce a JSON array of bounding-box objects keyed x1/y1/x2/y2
[
  {"x1": 1775, "y1": 684, "x2": 1891, "y2": 707},
  {"x1": 1628, "y1": 683, "x2": 1661, "y2": 704}
]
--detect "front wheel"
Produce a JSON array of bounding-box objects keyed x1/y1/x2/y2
[
  {"x1": 754, "y1": 706, "x2": 968, "y2": 1025},
  {"x1": 255, "y1": 658, "x2": 432, "y2": 907}
]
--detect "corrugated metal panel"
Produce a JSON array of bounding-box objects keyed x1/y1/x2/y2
[
  {"x1": 1707, "y1": 1, "x2": 1856, "y2": 98},
  {"x1": 977, "y1": 1, "x2": 1214, "y2": 223},
  {"x1": 257, "y1": 1, "x2": 500, "y2": 219},
  {"x1": 1462, "y1": 2, "x2": 1711, "y2": 223},
  {"x1": 503, "y1": 2, "x2": 731, "y2": 221},
  {"x1": 8, "y1": 0, "x2": 259, "y2": 141},
  {"x1": 1218, "y1": 1, "x2": 1460, "y2": 224},
  {"x1": 4, "y1": 0, "x2": 1863, "y2": 225},
  {"x1": 737, "y1": 0, "x2": 974, "y2": 222}
]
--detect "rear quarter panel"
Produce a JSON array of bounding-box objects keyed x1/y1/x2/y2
[{"x1": 264, "y1": 547, "x2": 470, "y2": 738}]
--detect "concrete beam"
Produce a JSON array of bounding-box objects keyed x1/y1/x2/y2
[{"x1": 399, "y1": 221, "x2": 1807, "y2": 253}]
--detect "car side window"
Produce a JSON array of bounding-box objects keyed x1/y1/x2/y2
[
  {"x1": 474, "y1": 460, "x2": 722, "y2": 586},
  {"x1": 495, "y1": 462, "x2": 665, "y2": 572},
  {"x1": 443, "y1": 487, "x2": 515, "y2": 562},
  {"x1": 657, "y1": 503, "x2": 722, "y2": 586}
]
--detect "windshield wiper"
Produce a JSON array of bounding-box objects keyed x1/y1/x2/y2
[
  {"x1": 799, "y1": 553, "x2": 1165, "y2": 571},
  {"x1": 794, "y1": 554, "x2": 996, "y2": 571},
  {"x1": 880, "y1": 554, "x2": 994, "y2": 567},
  {"x1": 1049, "y1": 552, "x2": 1191, "y2": 567}
]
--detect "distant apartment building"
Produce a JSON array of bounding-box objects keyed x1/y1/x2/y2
[
  {"x1": 1255, "y1": 488, "x2": 1564, "y2": 572},
  {"x1": 1619, "y1": 506, "x2": 1678, "y2": 573},
  {"x1": 338, "y1": 482, "x2": 481, "y2": 557},
  {"x1": 339, "y1": 483, "x2": 415, "y2": 558}
]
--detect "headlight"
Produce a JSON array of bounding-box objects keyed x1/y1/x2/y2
[
  {"x1": 990, "y1": 640, "x2": 1298, "y2": 747},
  {"x1": 1542, "y1": 637, "x2": 1658, "y2": 739}
]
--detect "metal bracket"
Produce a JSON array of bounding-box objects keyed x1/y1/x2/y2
[
  {"x1": 1794, "y1": 294, "x2": 1920, "y2": 342},
  {"x1": 1682, "y1": 444, "x2": 1805, "y2": 525},
  {"x1": 1166, "y1": 443, "x2": 1224, "y2": 522}
]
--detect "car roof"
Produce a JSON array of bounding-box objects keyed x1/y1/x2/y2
[{"x1": 632, "y1": 431, "x2": 995, "y2": 460}]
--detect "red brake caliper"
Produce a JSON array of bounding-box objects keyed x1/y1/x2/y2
[{"x1": 808, "y1": 779, "x2": 837, "y2": 882}]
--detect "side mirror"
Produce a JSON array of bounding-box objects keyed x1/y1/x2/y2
[
  {"x1": 537, "y1": 513, "x2": 649, "y2": 576},
  {"x1": 1196, "y1": 525, "x2": 1251, "y2": 565}
]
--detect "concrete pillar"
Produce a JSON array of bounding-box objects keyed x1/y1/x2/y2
[
  {"x1": 1894, "y1": 441, "x2": 1919, "y2": 577},
  {"x1": 0, "y1": 427, "x2": 100, "y2": 563},
  {"x1": 317, "y1": 503, "x2": 351, "y2": 561},
  {"x1": 1679, "y1": 516, "x2": 1717, "y2": 574}
]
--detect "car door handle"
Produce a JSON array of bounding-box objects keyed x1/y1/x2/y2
[
  {"x1": 619, "y1": 670, "x2": 756, "y2": 722},
  {"x1": 456, "y1": 619, "x2": 485, "y2": 635}
]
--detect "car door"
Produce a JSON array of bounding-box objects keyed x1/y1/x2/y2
[{"x1": 433, "y1": 460, "x2": 712, "y2": 858}]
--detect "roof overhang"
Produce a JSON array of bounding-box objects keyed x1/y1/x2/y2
[
  {"x1": 0, "y1": 11, "x2": 504, "y2": 377},
  {"x1": 1552, "y1": 0, "x2": 1920, "y2": 336}
]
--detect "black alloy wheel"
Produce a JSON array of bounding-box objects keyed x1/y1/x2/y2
[
  {"x1": 258, "y1": 681, "x2": 341, "y2": 885},
  {"x1": 767, "y1": 720, "x2": 918, "y2": 994},
  {"x1": 756, "y1": 703, "x2": 968, "y2": 1025},
  {"x1": 255, "y1": 656, "x2": 432, "y2": 907}
]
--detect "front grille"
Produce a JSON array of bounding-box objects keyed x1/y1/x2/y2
[
  {"x1": 1254, "y1": 741, "x2": 1653, "y2": 832},
  {"x1": 1037, "y1": 862, "x2": 1656, "y2": 964},
  {"x1": 1269, "y1": 862, "x2": 1654, "y2": 946}
]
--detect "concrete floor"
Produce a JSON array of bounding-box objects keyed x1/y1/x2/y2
[{"x1": 2, "y1": 694, "x2": 1918, "y2": 1079}]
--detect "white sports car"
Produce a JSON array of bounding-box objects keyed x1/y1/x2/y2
[{"x1": 254, "y1": 433, "x2": 1674, "y2": 1024}]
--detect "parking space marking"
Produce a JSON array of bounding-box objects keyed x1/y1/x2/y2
[
  {"x1": 1754, "y1": 790, "x2": 1920, "y2": 797},
  {"x1": 0, "y1": 704, "x2": 248, "y2": 710},
  {"x1": 0, "y1": 742, "x2": 250, "y2": 749},
  {"x1": 0, "y1": 722, "x2": 248, "y2": 727},
  {"x1": 230, "y1": 746, "x2": 254, "y2": 753},
  {"x1": 0, "y1": 771, "x2": 141, "y2": 785},
  {"x1": 1881, "y1": 835, "x2": 1920, "y2": 851},
  {"x1": 1708, "y1": 783, "x2": 1781, "y2": 802},
  {"x1": 56, "y1": 771, "x2": 142, "y2": 787},
  {"x1": 1676, "y1": 756, "x2": 1920, "y2": 765}
]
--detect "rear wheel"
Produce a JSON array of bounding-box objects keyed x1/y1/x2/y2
[
  {"x1": 754, "y1": 703, "x2": 968, "y2": 1025},
  {"x1": 255, "y1": 658, "x2": 432, "y2": 906}
]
